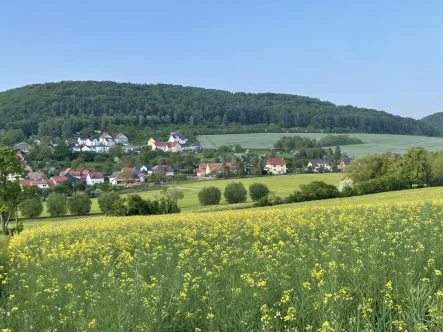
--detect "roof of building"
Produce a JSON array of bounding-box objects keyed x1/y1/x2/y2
[
  {"x1": 266, "y1": 158, "x2": 286, "y2": 166},
  {"x1": 309, "y1": 159, "x2": 332, "y2": 166},
  {"x1": 115, "y1": 133, "x2": 127, "y2": 138},
  {"x1": 154, "y1": 141, "x2": 167, "y2": 147},
  {"x1": 341, "y1": 157, "x2": 353, "y2": 165},
  {"x1": 52, "y1": 176, "x2": 68, "y2": 183},
  {"x1": 13, "y1": 142, "x2": 30, "y2": 150},
  {"x1": 100, "y1": 132, "x2": 112, "y2": 138},
  {"x1": 88, "y1": 172, "x2": 104, "y2": 179},
  {"x1": 121, "y1": 167, "x2": 135, "y2": 172},
  {"x1": 200, "y1": 162, "x2": 232, "y2": 170},
  {"x1": 20, "y1": 180, "x2": 48, "y2": 186},
  {"x1": 134, "y1": 165, "x2": 152, "y2": 171},
  {"x1": 27, "y1": 172, "x2": 47, "y2": 180},
  {"x1": 152, "y1": 165, "x2": 174, "y2": 172}
]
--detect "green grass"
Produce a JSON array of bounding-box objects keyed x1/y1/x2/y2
[{"x1": 197, "y1": 133, "x2": 443, "y2": 156}]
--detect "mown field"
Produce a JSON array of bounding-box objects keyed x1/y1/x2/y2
[
  {"x1": 197, "y1": 133, "x2": 443, "y2": 156},
  {"x1": 4, "y1": 194, "x2": 443, "y2": 331},
  {"x1": 37, "y1": 173, "x2": 344, "y2": 217}
]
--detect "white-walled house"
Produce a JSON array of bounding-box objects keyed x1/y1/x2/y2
[
  {"x1": 114, "y1": 133, "x2": 129, "y2": 146},
  {"x1": 168, "y1": 132, "x2": 189, "y2": 145},
  {"x1": 307, "y1": 159, "x2": 333, "y2": 172},
  {"x1": 86, "y1": 172, "x2": 105, "y2": 186},
  {"x1": 86, "y1": 138, "x2": 100, "y2": 146}
]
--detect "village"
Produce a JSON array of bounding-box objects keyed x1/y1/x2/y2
[{"x1": 10, "y1": 130, "x2": 354, "y2": 192}]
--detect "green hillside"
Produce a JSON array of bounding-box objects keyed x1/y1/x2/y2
[
  {"x1": 422, "y1": 112, "x2": 443, "y2": 132},
  {"x1": 0, "y1": 80, "x2": 438, "y2": 138}
]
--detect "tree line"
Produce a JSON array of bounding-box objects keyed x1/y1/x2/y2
[{"x1": 0, "y1": 81, "x2": 438, "y2": 140}]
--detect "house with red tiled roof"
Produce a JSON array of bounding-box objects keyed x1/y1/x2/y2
[
  {"x1": 121, "y1": 167, "x2": 135, "y2": 172},
  {"x1": 165, "y1": 142, "x2": 182, "y2": 152},
  {"x1": 151, "y1": 141, "x2": 167, "y2": 151},
  {"x1": 86, "y1": 172, "x2": 105, "y2": 186},
  {"x1": 46, "y1": 176, "x2": 68, "y2": 188},
  {"x1": 19, "y1": 179, "x2": 49, "y2": 189},
  {"x1": 196, "y1": 162, "x2": 232, "y2": 177},
  {"x1": 265, "y1": 158, "x2": 287, "y2": 175}
]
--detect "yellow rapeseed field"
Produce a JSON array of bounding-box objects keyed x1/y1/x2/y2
[{"x1": 2, "y1": 201, "x2": 443, "y2": 331}]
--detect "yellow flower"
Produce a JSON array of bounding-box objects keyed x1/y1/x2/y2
[
  {"x1": 280, "y1": 294, "x2": 290, "y2": 303},
  {"x1": 435, "y1": 269, "x2": 442, "y2": 276},
  {"x1": 207, "y1": 313, "x2": 214, "y2": 320},
  {"x1": 88, "y1": 318, "x2": 96, "y2": 328}
]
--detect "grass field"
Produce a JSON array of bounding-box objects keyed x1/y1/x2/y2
[
  {"x1": 5, "y1": 194, "x2": 443, "y2": 330},
  {"x1": 197, "y1": 133, "x2": 443, "y2": 156},
  {"x1": 36, "y1": 173, "x2": 344, "y2": 217}
]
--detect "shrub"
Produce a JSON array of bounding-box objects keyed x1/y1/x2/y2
[
  {"x1": 299, "y1": 181, "x2": 340, "y2": 201},
  {"x1": 249, "y1": 183, "x2": 270, "y2": 201},
  {"x1": 98, "y1": 192, "x2": 121, "y2": 214},
  {"x1": 19, "y1": 198, "x2": 43, "y2": 219},
  {"x1": 47, "y1": 193, "x2": 68, "y2": 217},
  {"x1": 224, "y1": 182, "x2": 247, "y2": 204},
  {"x1": 68, "y1": 195, "x2": 92, "y2": 216},
  {"x1": 198, "y1": 187, "x2": 222, "y2": 206}
]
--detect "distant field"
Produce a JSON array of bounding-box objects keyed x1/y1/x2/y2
[{"x1": 197, "y1": 133, "x2": 443, "y2": 156}]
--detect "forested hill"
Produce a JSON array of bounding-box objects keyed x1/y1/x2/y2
[
  {"x1": 422, "y1": 112, "x2": 443, "y2": 132},
  {"x1": 0, "y1": 80, "x2": 438, "y2": 138}
]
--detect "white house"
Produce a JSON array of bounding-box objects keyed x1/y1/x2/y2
[
  {"x1": 100, "y1": 132, "x2": 113, "y2": 140},
  {"x1": 19, "y1": 180, "x2": 49, "y2": 189},
  {"x1": 86, "y1": 172, "x2": 105, "y2": 186},
  {"x1": 114, "y1": 133, "x2": 129, "y2": 146},
  {"x1": 307, "y1": 159, "x2": 333, "y2": 172},
  {"x1": 86, "y1": 138, "x2": 100, "y2": 146},
  {"x1": 100, "y1": 138, "x2": 116, "y2": 147},
  {"x1": 165, "y1": 142, "x2": 182, "y2": 152},
  {"x1": 168, "y1": 132, "x2": 189, "y2": 145},
  {"x1": 123, "y1": 145, "x2": 137, "y2": 153},
  {"x1": 77, "y1": 136, "x2": 89, "y2": 146}
]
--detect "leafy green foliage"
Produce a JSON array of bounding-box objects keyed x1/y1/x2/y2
[
  {"x1": 224, "y1": 182, "x2": 248, "y2": 204},
  {"x1": 98, "y1": 192, "x2": 121, "y2": 214},
  {"x1": 68, "y1": 195, "x2": 92, "y2": 216},
  {"x1": 0, "y1": 81, "x2": 437, "y2": 137},
  {"x1": 248, "y1": 183, "x2": 270, "y2": 201},
  {"x1": 19, "y1": 198, "x2": 43, "y2": 219},
  {"x1": 299, "y1": 181, "x2": 340, "y2": 200},
  {"x1": 46, "y1": 193, "x2": 68, "y2": 217},
  {"x1": 198, "y1": 187, "x2": 222, "y2": 206}
]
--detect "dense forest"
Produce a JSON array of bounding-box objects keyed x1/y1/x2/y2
[
  {"x1": 422, "y1": 112, "x2": 443, "y2": 132},
  {"x1": 0, "y1": 81, "x2": 438, "y2": 140}
]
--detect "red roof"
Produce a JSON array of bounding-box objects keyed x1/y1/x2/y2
[
  {"x1": 115, "y1": 133, "x2": 126, "y2": 138},
  {"x1": 20, "y1": 180, "x2": 48, "y2": 186},
  {"x1": 121, "y1": 167, "x2": 135, "y2": 172},
  {"x1": 52, "y1": 176, "x2": 67, "y2": 183},
  {"x1": 200, "y1": 162, "x2": 232, "y2": 170},
  {"x1": 89, "y1": 172, "x2": 104, "y2": 179},
  {"x1": 154, "y1": 141, "x2": 167, "y2": 147},
  {"x1": 25, "y1": 165, "x2": 32, "y2": 172},
  {"x1": 266, "y1": 158, "x2": 286, "y2": 165},
  {"x1": 100, "y1": 132, "x2": 111, "y2": 138}
]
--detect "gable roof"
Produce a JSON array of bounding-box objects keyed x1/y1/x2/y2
[
  {"x1": 121, "y1": 167, "x2": 135, "y2": 172},
  {"x1": 134, "y1": 165, "x2": 152, "y2": 171},
  {"x1": 154, "y1": 141, "x2": 167, "y2": 147},
  {"x1": 341, "y1": 157, "x2": 353, "y2": 165},
  {"x1": 115, "y1": 133, "x2": 127, "y2": 138},
  {"x1": 13, "y1": 142, "x2": 30, "y2": 150},
  {"x1": 100, "y1": 132, "x2": 112, "y2": 138},
  {"x1": 27, "y1": 172, "x2": 47, "y2": 180},
  {"x1": 152, "y1": 165, "x2": 174, "y2": 172},
  {"x1": 309, "y1": 159, "x2": 332, "y2": 166},
  {"x1": 20, "y1": 179, "x2": 48, "y2": 186},
  {"x1": 88, "y1": 172, "x2": 104, "y2": 179},
  {"x1": 52, "y1": 176, "x2": 68, "y2": 183},
  {"x1": 266, "y1": 158, "x2": 286, "y2": 165}
]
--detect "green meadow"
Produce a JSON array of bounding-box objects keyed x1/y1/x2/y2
[{"x1": 197, "y1": 133, "x2": 443, "y2": 156}]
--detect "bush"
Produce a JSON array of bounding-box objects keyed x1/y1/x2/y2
[
  {"x1": 299, "y1": 181, "x2": 340, "y2": 201},
  {"x1": 354, "y1": 175, "x2": 411, "y2": 196},
  {"x1": 68, "y1": 195, "x2": 92, "y2": 215},
  {"x1": 19, "y1": 198, "x2": 43, "y2": 219},
  {"x1": 224, "y1": 182, "x2": 247, "y2": 204},
  {"x1": 249, "y1": 183, "x2": 270, "y2": 201},
  {"x1": 47, "y1": 193, "x2": 68, "y2": 217},
  {"x1": 98, "y1": 192, "x2": 121, "y2": 214},
  {"x1": 198, "y1": 186, "x2": 222, "y2": 206}
]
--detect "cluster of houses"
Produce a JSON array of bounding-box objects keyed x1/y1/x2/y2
[
  {"x1": 306, "y1": 157, "x2": 353, "y2": 172},
  {"x1": 148, "y1": 132, "x2": 201, "y2": 152},
  {"x1": 67, "y1": 132, "x2": 137, "y2": 153}
]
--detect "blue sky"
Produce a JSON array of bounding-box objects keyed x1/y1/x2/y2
[{"x1": 1, "y1": 0, "x2": 442, "y2": 119}]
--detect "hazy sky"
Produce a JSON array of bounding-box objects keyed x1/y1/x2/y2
[{"x1": 1, "y1": 0, "x2": 443, "y2": 119}]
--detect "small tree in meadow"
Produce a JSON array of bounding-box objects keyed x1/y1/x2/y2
[
  {"x1": 19, "y1": 198, "x2": 43, "y2": 219},
  {"x1": 248, "y1": 183, "x2": 269, "y2": 201},
  {"x1": 198, "y1": 186, "x2": 222, "y2": 206},
  {"x1": 98, "y1": 192, "x2": 121, "y2": 214},
  {"x1": 47, "y1": 193, "x2": 68, "y2": 217},
  {"x1": 224, "y1": 182, "x2": 247, "y2": 204},
  {"x1": 68, "y1": 195, "x2": 92, "y2": 216}
]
